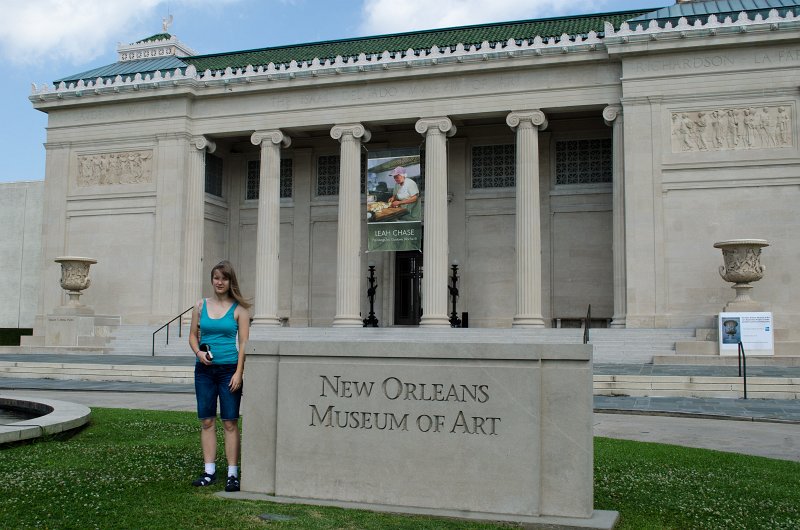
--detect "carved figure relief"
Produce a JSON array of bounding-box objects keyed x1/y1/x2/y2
[
  {"x1": 671, "y1": 106, "x2": 792, "y2": 153},
  {"x1": 77, "y1": 150, "x2": 153, "y2": 186}
]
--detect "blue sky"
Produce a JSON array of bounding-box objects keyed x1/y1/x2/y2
[{"x1": 0, "y1": 0, "x2": 665, "y2": 183}]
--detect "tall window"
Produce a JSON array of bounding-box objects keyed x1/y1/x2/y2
[
  {"x1": 554, "y1": 138, "x2": 612, "y2": 185},
  {"x1": 471, "y1": 144, "x2": 515, "y2": 189},
  {"x1": 315, "y1": 154, "x2": 367, "y2": 196},
  {"x1": 205, "y1": 153, "x2": 223, "y2": 197},
  {"x1": 246, "y1": 159, "x2": 293, "y2": 200}
]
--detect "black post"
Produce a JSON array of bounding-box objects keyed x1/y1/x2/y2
[
  {"x1": 363, "y1": 265, "x2": 379, "y2": 327},
  {"x1": 738, "y1": 341, "x2": 747, "y2": 399},
  {"x1": 449, "y1": 262, "x2": 462, "y2": 328}
]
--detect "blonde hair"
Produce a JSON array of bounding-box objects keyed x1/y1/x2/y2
[{"x1": 210, "y1": 260, "x2": 252, "y2": 309}]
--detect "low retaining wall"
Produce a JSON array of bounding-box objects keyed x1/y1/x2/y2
[
  {"x1": 0, "y1": 396, "x2": 91, "y2": 444},
  {"x1": 238, "y1": 331, "x2": 616, "y2": 528}
]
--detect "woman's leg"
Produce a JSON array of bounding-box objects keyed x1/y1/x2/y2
[
  {"x1": 222, "y1": 419, "x2": 240, "y2": 467},
  {"x1": 201, "y1": 417, "x2": 217, "y2": 464}
]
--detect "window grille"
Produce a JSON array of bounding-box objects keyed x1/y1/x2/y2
[
  {"x1": 471, "y1": 144, "x2": 515, "y2": 188},
  {"x1": 205, "y1": 153, "x2": 223, "y2": 197},
  {"x1": 246, "y1": 159, "x2": 294, "y2": 200},
  {"x1": 316, "y1": 154, "x2": 367, "y2": 196},
  {"x1": 555, "y1": 138, "x2": 612, "y2": 185}
]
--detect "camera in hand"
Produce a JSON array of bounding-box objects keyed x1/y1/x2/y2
[{"x1": 199, "y1": 343, "x2": 213, "y2": 361}]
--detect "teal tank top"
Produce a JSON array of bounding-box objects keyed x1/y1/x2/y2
[{"x1": 199, "y1": 299, "x2": 239, "y2": 364}]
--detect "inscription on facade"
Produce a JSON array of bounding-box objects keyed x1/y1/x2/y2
[
  {"x1": 309, "y1": 374, "x2": 501, "y2": 435},
  {"x1": 671, "y1": 106, "x2": 792, "y2": 153},
  {"x1": 634, "y1": 54, "x2": 734, "y2": 73},
  {"x1": 77, "y1": 150, "x2": 153, "y2": 186}
]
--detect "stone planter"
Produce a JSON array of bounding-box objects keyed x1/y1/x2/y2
[
  {"x1": 713, "y1": 239, "x2": 769, "y2": 311},
  {"x1": 54, "y1": 256, "x2": 97, "y2": 311}
]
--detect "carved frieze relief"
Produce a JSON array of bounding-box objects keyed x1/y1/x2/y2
[
  {"x1": 77, "y1": 150, "x2": 153, "y2": 186},
  {"x1": 671, "y1": 106, "x2": 792, "y2": 153}
]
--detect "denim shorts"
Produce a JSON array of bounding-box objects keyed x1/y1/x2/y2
[{"x1": 194, "y1": 363, "x2": 242, "y2": 421}]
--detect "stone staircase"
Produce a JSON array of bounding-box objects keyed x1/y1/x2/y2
[
  {"x1": 2, "y1": 326, "x2": 799, "y2": 398},
  {"x1": 665, "y1": 328, "x2": 800, "y2": 366}
]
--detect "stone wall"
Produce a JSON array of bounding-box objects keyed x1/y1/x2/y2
[{"x1": 0, "y1": 181, "x2": 43, "y2": 328}]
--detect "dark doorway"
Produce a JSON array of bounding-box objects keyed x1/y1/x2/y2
[{"x1": 394, "y1": 251, "x2": 422, "y2": 325}]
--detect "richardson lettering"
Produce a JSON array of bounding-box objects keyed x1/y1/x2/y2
[
  {"x1": 382, "y1": 376, "x2": 489, "y2": 403},
  {"x1": 319, "y1": 375, "x2": 374, "y2": 398},
  {"x1": 309, "y1": 404, "x2": 409, "y2": 431},
  {"x1": 449, "y1": 410, "x2": 501, "y2": 435}
]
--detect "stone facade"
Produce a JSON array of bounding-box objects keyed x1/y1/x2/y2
[{"x1": 24, "y1": 6, "x2": 800, "y2": 330}]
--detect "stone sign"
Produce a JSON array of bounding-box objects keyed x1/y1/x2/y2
[{"x1": 237, "y1": 332, "x2": 616, "y2": 528}]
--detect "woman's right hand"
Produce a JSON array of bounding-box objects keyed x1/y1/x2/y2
[{"x1": 196, "y1": 350, "x2": 213, "y2": 365}]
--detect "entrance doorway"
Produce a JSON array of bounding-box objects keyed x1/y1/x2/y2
[{"x1": 394, "y1": 251, "x2": 422, "y2": 325}]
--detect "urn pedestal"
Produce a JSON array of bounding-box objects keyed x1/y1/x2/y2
[
  {"x1": 713, "y1": 239, "x2": 769, "y2": 312},
  {"x1": 21, "y1": 257, "x2": 121, "y2": 349},
  {"x1": 53, "y1": 256, "x2": 97, "y2": 315}
]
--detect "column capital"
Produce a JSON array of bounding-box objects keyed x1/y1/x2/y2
[
  {"x1": 330, "y1": 123, "x2": 371, "y2": 143},
  {"x1": 506, "y1": 110, "x2": 547, "y2": 131},
  {"x1": 251, "y1": 129, "x2": 291, "y2": 148},
  {"x1": 603, "y1": 105, "x2": 622, "y2": 126},
  {"x1": 415, "y1": 116, "x2": 456, "y2": 137},
  {"x1": 192, "y1": 135, "x2": 216, "y2": 153}
]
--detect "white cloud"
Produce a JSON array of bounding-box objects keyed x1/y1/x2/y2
[
  {"x1": 359, "y1": 0, "x2": 601, "y2": 35},
  {"x1": 0, "y1": 0, "x2": 168, "y2": 66}
]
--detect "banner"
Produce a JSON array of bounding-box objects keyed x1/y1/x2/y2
[{"x1": 366, "y1": 149, "x2": 422, "y2": 252}]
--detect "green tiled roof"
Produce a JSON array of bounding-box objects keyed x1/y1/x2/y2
[
  {"x1": 184, "y1": 9, "x2": 652, "y2": 71},
  {"x1": 630, "y1": 0, "x2": 800, "y2": 21},
  {"x1": 137, "y1": 33, "x2": 172, "y2": 43},
  {"x1": 54, "y1": 57, "x2": 187, "y2": 84}
]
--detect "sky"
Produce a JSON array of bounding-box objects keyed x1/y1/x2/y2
[{"x1": 0, "y1": 0, "x2": 667, "y2": 183}]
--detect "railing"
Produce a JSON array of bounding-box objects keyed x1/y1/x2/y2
[
  {"x1": 583, "y1": 304, "x2": 591, "y2": 345},
  {"x1": 152, "y1": 306, "x2": 193, "y2": 357},
  {"x1": 738, "y1": 341, "x2": 748, "y2": 400}
]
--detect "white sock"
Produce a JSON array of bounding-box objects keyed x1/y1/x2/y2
[
  {"x1": 205, "y1": 463, "x2": 216, "y2": 475},
  {"x1": 228, "y1": 465, "x2": 239, "y2": 478}
]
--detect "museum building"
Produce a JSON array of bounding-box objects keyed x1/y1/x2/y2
[{"x1": 23, "y1": 0, "x2": 800, "y2": 334}]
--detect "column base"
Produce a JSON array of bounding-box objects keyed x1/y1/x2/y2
[
  {"x1": 419, "y1": 315, "x2": 451, "y2": 327},
  {"x1": 512, "y1": 316, "x2": 545, "y2": 328},
  {"x1": 332, "y1": 315, "x2": 363, "y2": 327},
  {"x1": 251, "y1": 316, "x2": 282, "y2": 327},
  {"x1": 609, "y1": 317, "x2": 626, "y2": 329}
]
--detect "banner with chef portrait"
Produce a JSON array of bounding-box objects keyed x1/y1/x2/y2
[{"x1": 366, "y1": 149, "x2": 423, "y2": 252}]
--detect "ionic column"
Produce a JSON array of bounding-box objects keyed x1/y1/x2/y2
[
  {"x1": 182, "y1": 136, "x2": 216, "y2": 311},
  {"x1": 507, "y1": 110, "x2": 547, "y2": 328},
  {"x1": 604, "y1": 105, "x2": 627, "y2": 328},
  {"x1": 331, "y1": 123, "x2": 371, "y2": 327},
  {"x1": 415, "y1": 117, "x2": 456, "y2": 327},
  {"x1": 250, "y1": 130, "x2": 291, "y2": 325}
]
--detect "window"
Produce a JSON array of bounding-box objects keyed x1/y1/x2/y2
[
  {"x1": 316, "y1": 154, "x2": 367, "y2": 196},
  {"x1": 205, "y1": 153, "x2": 223, "y2": 197},
  {"x1": 246, "y1": 158, "x2": 293, "y2": 200},
  {"x1": 554, "y1": 138, "x2": 612, "y2": 185},
  {"x1": 471, "y1": 144, "x2": 515, "y2": 189}
]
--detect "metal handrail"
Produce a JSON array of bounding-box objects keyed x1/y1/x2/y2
[
  {"x1": 583, "y1": 304, "x2": 591, "y2": 345},
  {"x1": 737, "y1": 341, "x2": 747, "y2": 399},
  {"x1": 151, "y1": 306, "x2": 193, "y2": 357}
]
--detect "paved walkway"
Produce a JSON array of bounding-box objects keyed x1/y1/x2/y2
[{"x1": 1, "y1": 354, "x2": 800, "y2": 422}]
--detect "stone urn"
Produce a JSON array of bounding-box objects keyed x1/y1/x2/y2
[
  {"x1": 54, "y1": 256, "x2": 97, "y2": 311},
  {"x1": 713, "y1": 239, "x2": 769, "y2": 312}
]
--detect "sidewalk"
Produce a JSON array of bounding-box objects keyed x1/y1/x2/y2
[{"x1": 1, "y1": 353, "x2": 799, "y2": 422}]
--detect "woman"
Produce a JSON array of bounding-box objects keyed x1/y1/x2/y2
[{"x1": 188, "y1": 260, "x2": 250, "y2": 492}]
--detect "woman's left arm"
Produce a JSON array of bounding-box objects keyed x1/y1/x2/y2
[{"x1": 230, "y1": 306, "x2": 250, "y2": 391}]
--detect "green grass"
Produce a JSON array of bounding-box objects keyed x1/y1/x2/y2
[{"x1": 1, "y1": 408, "x2": 798, "y2": 529}]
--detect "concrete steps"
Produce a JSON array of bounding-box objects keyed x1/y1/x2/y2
[
  {"x1": 669, "y1": 327, "x2": 800, "y2": 367},
  {"x1": 1, "y1": 358, "x2": 796, "y2": 399}
]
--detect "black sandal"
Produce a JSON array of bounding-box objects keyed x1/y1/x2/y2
[
  {"x1": 192, "y1": 472, "x2": 216, "y2": 487},
  {"x1": 225, "y1": 475, "x2": 240, "y2": 492}
]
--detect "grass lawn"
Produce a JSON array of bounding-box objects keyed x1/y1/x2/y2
[{"x1": 0, "y1": 408, "x2": 798, "y2": 529}]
